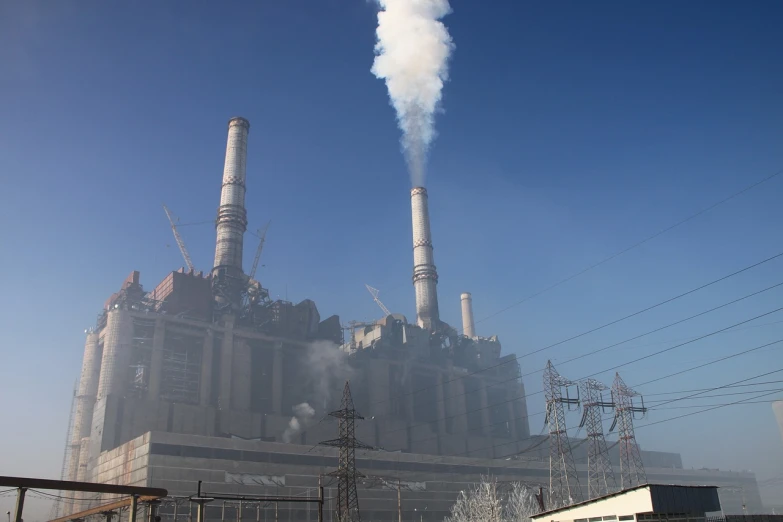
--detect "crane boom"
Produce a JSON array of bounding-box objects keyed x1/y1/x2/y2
[
  {"x1": 249, "y1": 221, "x2": 271, "y2": 280},
  {"x1": 365, "y1": 284, "x2": 392, "y2": 317},
  {"x1": 163, "y1": 204, "x2": 195, "y2": 272}
]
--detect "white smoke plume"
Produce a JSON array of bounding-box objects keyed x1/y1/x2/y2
[
  {"x1": 305, "y1": 340, "x2": 354, "y2": 411},
  {"x1": 371, "y1": 0, "x2": 455, "y2": 187},
  {"x1": 282, "y1": 402, "x2": 315, "y2": 443}
]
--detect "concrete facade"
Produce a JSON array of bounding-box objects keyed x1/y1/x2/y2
[{"x1": 85, "y1": 432, "x2": 760, "y2": 522}]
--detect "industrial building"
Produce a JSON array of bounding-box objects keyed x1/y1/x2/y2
[
  {"x1": 61, "y1": 117, "x2": 764, "y2": 520},
  {"x1": 530, "y1": 484, "x2": 721, "y2": 522}
]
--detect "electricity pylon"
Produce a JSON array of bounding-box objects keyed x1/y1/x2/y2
[
  {"x1": 579, "y1": 378, "x2": 617, "y2": 498},
  {"x1": 319, "y1": 381, "x2": 373, "y2": 521},
  {"x1": 544, "y1": 361, "x2": 583, "y2": 508},
  {"x1": 610, "y1": 373, "x2": 647, "y2": 489}
]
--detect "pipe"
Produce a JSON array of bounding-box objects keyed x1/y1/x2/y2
[
  {"x1": 410, "y1": 187, "x2": 439, "y2": 330},
  {"x1": 212, "y1": 117, "x2": 250, "y2": 309},
  {"x1": 460, "y1": 293, "x2": 476, "y2": 337}
]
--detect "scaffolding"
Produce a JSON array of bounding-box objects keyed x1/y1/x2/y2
[
  {"x1": 128, "y1": 319, "x2": 155, "y2": 397},
  {"x1": 160, "y1": 333, "x2": 202, "y2": 404}
]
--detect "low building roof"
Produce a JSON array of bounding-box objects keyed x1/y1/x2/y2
[{"x1": 532, "y1": 484, "x2": 720, "y2": 520}]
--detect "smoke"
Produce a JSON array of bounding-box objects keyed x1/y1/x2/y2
[
  {"x1": 304, "y1": 340, "x2": 354, "y2": 411},
  {"x1": 282, "y1": 402, "x2": 315, "y2": 443},
  {"x1": 371, "y1": 0, "x2": 455, "y2": 187}
]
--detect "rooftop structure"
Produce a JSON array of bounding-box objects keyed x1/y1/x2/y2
[{"x1": 531, "y1": 484, "x2": 721, "y2": 522}]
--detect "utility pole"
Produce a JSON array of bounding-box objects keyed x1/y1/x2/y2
[
  {"x1": 397, "y1": 480, "x2": 402, "y2": 522},
  {"x1": 611, "y1": 373, "x2": 647, "y2": 489},
  {"x1": 579, "y1": 379, "x2": 617, "y2": 498},
  {"x1": 319, "y1": 381, "x2": 373, "y2": 522},
  {"x1": 544, "y1": 361, "x2": 583, "y2": 508}
]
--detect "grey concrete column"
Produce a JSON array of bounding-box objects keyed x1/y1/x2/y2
[
  {"x1": 272, "y1": 341, "x2": 283, "y2": 414},
  {"x1": 404, "y1": 364, "x2": 415, "y2": 425},
  {"x1": 231, "y1": 338, "x2": 251, "y2": 411},
  {"x1": 147, "y1": 319, "x2": 165, "y2": 399},
  {"x1": 507, "y1": 390, "x2": 518, "y2": 439},
  {"x1": 200, "y1": 330, "x2": 214, "y2": 406},
  {"x1": 479, "y1": 383, "x2": 491, "y2": 436},
  {"x1": 513, "y1": 382, "x2": 531, "y2": 438},
  {"x1": 218, "y1": 316, "x2": 235, "y2": 410},
  {"x1": 435, "y1": 373, "x2": 446, "y2": 434},
  {"x1": 450, "y1": 376, "x2": 468, "y2": 432}
]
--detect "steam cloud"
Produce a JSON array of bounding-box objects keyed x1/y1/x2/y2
[
  {"x1": 371, "y1": 0, "x2": 454, "y2": 187},
  {"x1": 305, "y1": 340, "x2": 354, "y2": 411},
  {"x1": 282, "y1": 402, "x2": 315, "y2": 443}
]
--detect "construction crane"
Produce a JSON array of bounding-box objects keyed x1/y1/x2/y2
[
  {"x1": 163, "y1": 204, "x2": 195, "y2": 272},
  {"x1": 249, "y1": 220, "x2": 271, "y2": 281},
  {"x1": 365, "y1": 284, "x2": 392, "y2": 317}
]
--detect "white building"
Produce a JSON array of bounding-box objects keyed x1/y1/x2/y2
[{"x1": 531, "y1": 485, "x2": 721, "y2": 522}]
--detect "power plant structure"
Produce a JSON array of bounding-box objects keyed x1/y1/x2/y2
[{"x1": 60, "y1": 118, "x2": 764, "y2": 521}]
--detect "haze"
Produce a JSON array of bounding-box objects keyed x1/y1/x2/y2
[{"x1": 0, "y1": 1, "x2": 782, "y2": 519}]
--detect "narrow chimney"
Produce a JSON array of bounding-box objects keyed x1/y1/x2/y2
[
  {"x1": 460, "y1": 292, "x2": 476, "y2": 337},
  {"x1": 212, "y1": 117, "x2": 250, "y2": 308},
  {"x1": 411, "y1": 186, "x2": 439, "y2": 330}
]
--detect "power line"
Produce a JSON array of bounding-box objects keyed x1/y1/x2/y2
[
  {"x1": 468, "y1": 167, "x2": 783, "y2": 331},
  {"x1": 377, "y1": 309, "x2": 783, "y2": 444},
  {"x1": 581, "y1": 307, "x2": 783, "y2": 381},
  {"x1": 644, "y1": 380, "x2": 783, "y2": 396},
  {"x1": 645, "y1": 387, "x2": 783, "y2": 403},
  {"x1": 638, "y1": 388, "x2": 783, "y2": 430},
  {"x1": 652, "y1": 398, "x2": 782, "y2": 410},
  {"x1": 387, "y1": 337, "x2": 783, "y2": 460},
  {"x1": 635, "y1": 339, "x2": 783, "y2": 388},
  {"x1": 357, "y1": 251, "x2": 783, "y2": 418},
  {"x1": 646, "y1": 368, "x2": 783, "y2": 411},
  {"x1": 396, "y1": 370, "x2": 783, "y2": 481},
  {"x1": 523, "y1": 281, "x2": 783, "y2": 374}
]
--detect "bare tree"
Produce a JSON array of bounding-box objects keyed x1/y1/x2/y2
[
  {"x1": 446, "y1": 477, "x2": 540, "y2": 522},
  {"x1": 503, "y1": 482, "x2": 540, "y2": 522}
]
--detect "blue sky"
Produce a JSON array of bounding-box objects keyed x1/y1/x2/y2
[{"x1": 1, "y1": 0, "x2": 782, "y2": 516}]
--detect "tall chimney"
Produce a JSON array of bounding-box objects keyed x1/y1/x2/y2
[
  {"x1": 411, "y1": 186, "x2": 440, "y2": 330},
  {"x1": 212, "y1": 117, "x2": 250, "y2": 309},
  {"x1": 460, "y1": 292, "x2": 476, "y2": 337}
]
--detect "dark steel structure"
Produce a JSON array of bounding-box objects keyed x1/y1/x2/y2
[{"x1": 319, "y1": 382, "x2": 372, "y2": 521}]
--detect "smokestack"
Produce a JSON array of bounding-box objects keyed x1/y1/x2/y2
[
  {"x1": 212, "y1": 117, "x2": 250, "y2": 309},
  {"x1": 460, "y1": 292, "x2": 476, "y2": 337},
  {"x1": 411, "y1": 186, "x2": 440, "y2": 330}
]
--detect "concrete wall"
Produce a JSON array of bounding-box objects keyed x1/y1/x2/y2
[{"x1": 93, "y1": 432, "x2": 762, "y2": 521}]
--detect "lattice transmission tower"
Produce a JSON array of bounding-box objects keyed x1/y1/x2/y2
[
  {"x1": 579, "y1": 378, "x2": 617, "y2": 498},
  {"x1": 610, "y1": 372, "x2": 647, "y2": 489},
  {"x1": 319, "y1": 381, "x2": 373, "y2": 522},
  {"x1": 544, "y1": 360, "x2": 583, "y2": 508}
]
